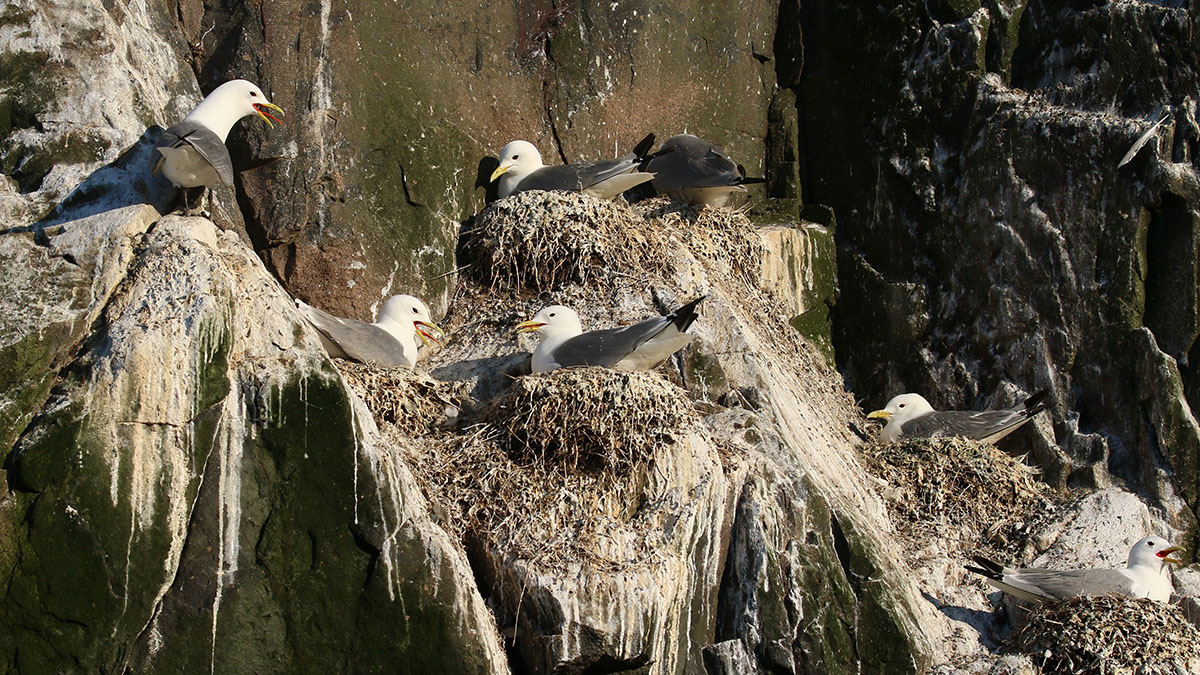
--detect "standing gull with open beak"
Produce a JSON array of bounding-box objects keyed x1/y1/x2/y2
[
  {"x1": 153, "y1": 79, "x2": 284, "y2": 213},
  {"x1": 296, "y1": 295, "x2": 444, "y2": 368}
]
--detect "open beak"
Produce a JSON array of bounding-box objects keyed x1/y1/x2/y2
[
  {"x1": 489, "y1": 162, "x2": 512, "y2": 183},
  {"x1": 253, "y1": 102, "x2": 285, "y2": 128},
  {"x1": 414, "y1": 320, "x2": 444, "y2": 347},
  {"x1": 515, "y1": 320, "x2": 545, "y2": 334},
  {"x1": 1157, "y1": 546, "x2": 1184, "y2": 565},
  {"x1": 866, "y1": 410, "x2": 892, "y2": 421}
]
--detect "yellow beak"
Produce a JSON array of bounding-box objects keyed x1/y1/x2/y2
[
  {"x1": 515, "y1": 320, "x2": 545, "y2": 334},
  {"x1": 489, "y1": 163, "x2": 511, "y2": 183},
  {"x1": 414, "y1": 320, "x2": 444, "y2": 347},
  {"x1": 1158, "y1": 546, "x2": 1185, "y2": 565},
  {"x1": 867, "y1": 410, "x2": 891, "y2": 420},
  {"x1": 253, "y1": 102, "x2": 285, "y2": 129}
]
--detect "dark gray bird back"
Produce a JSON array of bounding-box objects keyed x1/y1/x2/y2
[
  {"x1": 902, "y1": 390, "x2": 1049, "y2": 440},
  {"x1": 514, "y1": 156, "x2": 640, "y2": 194},
  {"x1": 154, "y1": 119, "x2": 235, "y2": 186},
  {"x1": 550, "y1": 296, "x2": 705, "y2": 368},
  {"x1": 301, "y1": 304, "x2": 413, "y2": 367}
]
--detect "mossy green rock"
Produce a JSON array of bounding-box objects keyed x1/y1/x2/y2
[{"x1": 183, "y1": 0, "x2": 777, "y2": 319}]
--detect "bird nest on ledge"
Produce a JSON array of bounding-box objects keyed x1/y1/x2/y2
[
  {"x1": 396, "y1": 367, "x2": 699, "y2": 571},
  {"x1": 485, "y1": 367, "x2": 696, "y2": 473},
  {"x1": 859, "y1": 437, "x2": 1065, "y2": 561},
  {"x1": 1006, "y1": 595, "x2": 1200, "y2": 674},
  {"x1": 460, "y1": 190, "x2": 666, "y2": 293}
]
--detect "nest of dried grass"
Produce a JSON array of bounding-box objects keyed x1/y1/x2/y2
[
  {"x1": 335, "y1": 361, "x2": 466, "y2": 435},
  {"x1": 635, "y1": 198, "x2": 766, "y2": 290},
  {"x1": 398, "y1": 426, "x2": 667, "y2": 570},
  {"x1": 1007, "y1": 595, "x2": 1200, "y2": 674},
  {"x1": 486, "y1": 367, "x2": 696, "y2": 474},
  {"x1": 859, "y1": 437, "x2": 1064, "y2": 559},
  {"x1": 460, "y1": 190, "x2": 666, "y2": 292}
]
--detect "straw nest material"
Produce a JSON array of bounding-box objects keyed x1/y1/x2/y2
[
  {"x1": 401, "y1": 427, "x2": 669, "y2": 570},
  {"x1": 394, "y1": 367, "x2": 698, "y2": 569},
  {"x1": 1007, "y1": 595, "x2": 1200, "y2": 674},
  {"x1": 335, "y1": 361, "x2": 467, "y2": 435},
  {"x1": 486, "y1": 367, "x2": 696, "y2": 474},
  {"x1": 859, "y1": 437, "x2": 1064, "y2": 559},
  {"x1": 635, "y1": 198, "x2": 766, "y2": 289},
  {"x1": 461, "y1": 190, "x2": 666, "y2": 292}
]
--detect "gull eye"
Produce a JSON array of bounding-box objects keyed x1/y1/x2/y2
[
  {"x1": 548, "y1": 312, "x2": 556, "y2": 318},
  {"x1": 513, "y1": 154, "x2": 520, "y2": 160},
  {"x1": 250, "y1": 91, "x2": 258, "y2": 97},
  {"x1": 1147, "y1": 541, "x2": 1155, "y2": 547},
  {"x1": 898, "y1": 403, "x2": 906, "y2": 409},
  {"x1": 412, "y1": 307, "x2": 418, "y2": 314}
]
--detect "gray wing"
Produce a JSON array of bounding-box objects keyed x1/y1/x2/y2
[
  {"x1": 646, "y1": 135, "x2": 743, "y2": 192},
  {"x1": 156, "y1": 119, "x2": 235, "y2": 186},
  {"x1": 298, "y1": 303, "x2": 413, "y2": 367},
  {"x1": 550, "y1": 316, "x2": 676, "y2": 368},
  {"x1": 515, "y1": 155, "x2": 640, "y2": 193},
  {"x1": 997, "y1": 568, "x2": 1138, "y2": 601},
  {"x1": 899, "y1": 408, "x2": 1032, "y2": 441}
]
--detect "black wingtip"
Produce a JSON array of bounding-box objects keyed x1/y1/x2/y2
[
  {"x1": 670, "y1": 295, "x2": 707, "y2": 332},
  {"x1": 1023, "y1": 388, "x2": 1050, "y2": 416},
  {"x1": 737, "y1": 177, "x2": 768, "y2": 185},
  {"x1": 967, "y1": 555, "x2": 1004, "y2": 579},
  {"x1": 964, "y1": 565, "x2": 994, "y2": 579},
  {"x1": 631, "y1": 133, "x2": 656, "y2": 159}
]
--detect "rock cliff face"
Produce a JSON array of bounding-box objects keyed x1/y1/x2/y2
[
  {"x1": 2, "y1": 0, "x2": 1198, "y2": 673},
  {"x1": 797, "y1": 2, "x2": 1200, "y2": 544}
]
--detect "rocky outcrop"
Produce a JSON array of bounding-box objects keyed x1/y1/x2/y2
[
  {"x1": 797, "y1": 2, "x2": 1200, "y2": 545},
  {"x1": 166, "y1": 0, "x2": 781, "y2": 321},
  {"x1": 4, "y1": 0, "x2": 1200, "y2": 672},
  {"x1": 1, "y1": 206, "x2": 507, "y2": 671}
]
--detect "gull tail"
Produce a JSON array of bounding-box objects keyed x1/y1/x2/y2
[
  {"x1": 965, "y1": 555, "x2": 1005, "y2": 580},
  {"x1": 631, "y1": 133, "x2": 657, "y2": 160},
  {"x1": 735, "y1": 164, "x2": 767, "y2": 185},
  {"x1": 669, "y1": 296, "x2": 707, "y2": 333},
  {"x1": 1022, "y1": 389, "x2": 1050, "y2": 417}
]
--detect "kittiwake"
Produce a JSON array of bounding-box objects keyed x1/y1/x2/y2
[
  {"x1": 966, "y1": 536, "x2": 1184, "y2": 603},
  {"x1": 867, "y1": 390, "x2": 1049, "y2": 443},
  {"x1": 489, "y1": 134, "x2": 657, "y2": 200},
  {"x1": 643, "y1": 134, "x2": 765, "y2": 207},
  {"x1": 296, "y1": 294, "x2": 443, "y2": 368},
  {"x1": 153, "y1": 79, "x2": 284, "y2": 210},
  {"x1": 515, "y1": 296, "x2": 705, "y2": 373}
]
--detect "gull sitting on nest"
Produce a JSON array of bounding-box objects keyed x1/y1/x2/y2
[
  {"x1": 489, "y1": 135, "x2": 657, "y2": 200},
  {"x1": 642, "y1": 134, "x2": 765, "y2": 207},
  {"x1": 966, "y1": 536, "x2": 1184, "y2": 603},
  {"x1": 296, "y1": 295, "x2": 443, "y2": 368},
  {"x1": 867, "y1": 390, "x2": 1049, "y2": 443},
  {"x1": 515, "y1": 297, "x2": 705, "y2": 374}
]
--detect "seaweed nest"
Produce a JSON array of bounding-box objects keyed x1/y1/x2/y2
[
  {"x1": 335, "y1": 362, "x2": 467, "y2": 435},
  {"x1": 1007, "y1": 595, "x2": 1200, "y2": 674},
  {"x1": 461, "y1": 190, "x2": 666, "y2": 292},
  {"x1": 486, "y1": 367, "x2": 696, "y2": 474},
  {"x1": 859, "y1": 437, "x2": 1064, "y2": 559}
]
